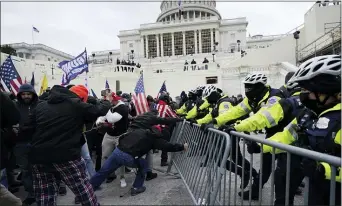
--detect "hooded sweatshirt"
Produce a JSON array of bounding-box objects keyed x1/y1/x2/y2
[{"x1": 16, "y1": 84, "x2": 39, "y2": 142}]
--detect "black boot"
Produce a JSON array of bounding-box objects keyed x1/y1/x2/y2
[
  {"x1": 106, "y1": 173, "x2": 117, "y2": 183},
  {"x1": 238, "y1": 177, "x2": 260, "y2": 200},
  {"x1": 160, "y1": 162, "x2": 168, "y2": 167},
  {"x1": 225, "y1": 161, "x2": 256, "y2": 189},
  {"x1": 22, "y1": 197, "x2": 36, "y2": 206},
  {"x1": 131, "y1": 186, "x2": 146, "y2": 196},
  {"x1": 146, "y1": 171, "x2": 158, "y2": 181}
]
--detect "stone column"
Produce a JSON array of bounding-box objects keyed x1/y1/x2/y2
[
  {"x1": 160, "y1": 33, "x2": 164, "y2": 57},
  {"x1": 194, "y1": 30, "x2": 198, "y2": 54},
  {"x1": 171, "y1": 32, "x2": 175, "y2": 56},
  {"x1": 215, "y1": 29, "x2": 220, "y2": 51},
  {"x1": 187, "y1": 11, "x2": 190, "y2": 20},
  {"x1": 183, "y1": 31, "x2": 186, "y2": 55},
  {"x1": 199, "y1": 30, "x2": 202, "y2": 53},
  {"x1": 156, "y1": 34, "x2": 160, "y2": 57},
  {"x1": 210, "y1": 28, "x2": 214, "y2": 52},
  {"x1": 145, "y1": 35, "x2": 149, "y2": 58},
  {"x1": 140, "y1": 36, "x2": 144, "y2": 58}
]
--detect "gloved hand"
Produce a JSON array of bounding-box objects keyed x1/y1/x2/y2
[
  {"x1": 219, "y1": 124, "x2": 236, "y2": 134},
  {"x1": 96, "y1": 116, "x2": 106, "y2": 126},
  {"x1": 246, "y1": 141, "x2": 261, "y2": 154},
  {"x1": 176, "y1": 117, "x2": 184, "y2": 122},
  {"x1": 200, "y1": 123, "x2": 214, "y2": 133},
  {"x1": 188, "y1": 119, "x2": 197, "y2": 127},
  {"x1": 302, "y1": 158, "x2": 318, "y2": 178}
]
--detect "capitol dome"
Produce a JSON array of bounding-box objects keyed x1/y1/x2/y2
[{"x1": 157, "y1": 0, "x2": 221, "y2": 22}]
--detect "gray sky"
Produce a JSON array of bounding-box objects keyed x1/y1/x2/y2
[{"x1": 1, "y1": 1, "x2": 313, "y2": 56}]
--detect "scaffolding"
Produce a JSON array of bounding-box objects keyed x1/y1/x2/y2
[{"x1": 298, "y1": 22, "x2": 341, "y2": 63}]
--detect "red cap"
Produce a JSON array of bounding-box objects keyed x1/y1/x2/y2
[
  {"x1": 111, "y1": 92, "x2": 121, "y2": 101},
  {"x1": 70, "y1": 85, "x2": 88, "y2": 102}
]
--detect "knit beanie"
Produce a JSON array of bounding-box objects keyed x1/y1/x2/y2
[{"x1": 70, "y1": 85, "x2": 88, "y2": 102}]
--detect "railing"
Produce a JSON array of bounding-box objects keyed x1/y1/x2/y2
[
  {"x1": 149, "y1": 63, "x2": 217, "y2": 74},
  {"x1": 166, "y1": 122, "x2": 341, "y2": 205},
  {"x1": 298, "y1": 24, "x2": 341, "y2": 61}
]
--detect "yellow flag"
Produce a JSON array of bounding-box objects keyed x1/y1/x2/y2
[{"x1": 39, "y1": 74, "x2": 48, "y2": 95}]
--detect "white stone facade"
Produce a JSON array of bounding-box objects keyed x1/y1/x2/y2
[
  {"x1": 7, "y1": 42, "x2": 74, "y2": 62},
  {"x1": 118, "y1": 0, "x2": 249, "y2": 62}
]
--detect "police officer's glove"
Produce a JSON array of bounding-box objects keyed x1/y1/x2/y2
[
  {"x1": 219, "y1": 124, "x2": 236, "y2": 134},
  {"x1": 200, "y1": 123, "x2": 214, "y2": 133},
  {"x1": 176, "y1": 117, "x2": 184, "y2": 122},
  {"x1": 302, "y1": 158, "x2": 317, "y2": 178},
  {"x1": 188, "y1": 119, "x2": 197, "y2": 127},
  {"x1": 246, "y1": 141, "x2": 261, "y2": 154}
]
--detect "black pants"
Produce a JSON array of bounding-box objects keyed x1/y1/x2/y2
[
  {"x1": 274, "y1": 153, "x2": 304, "y2": 205},
  {"x1": 308, "y1": 177, "x2": 341, "y2": 205},
  {"x1": 85, "y1": 130, "x2": 103, "y2": 171},
  {"x1": 226, "y1": 136, "x2": 255, "y2": 176},
  {"x1": 160, "y1": 125, "x2": 174, "y2": 163}
]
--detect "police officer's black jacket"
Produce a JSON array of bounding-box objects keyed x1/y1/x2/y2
[
  {"x1": 22, "y1": 85, "x2": 111, "y2": 164},
  {"x1": 118, "y1": 111, "x2": 184, "y2": 158}
]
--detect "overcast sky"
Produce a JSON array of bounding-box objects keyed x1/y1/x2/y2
[{"x1": 1, "y1": 1, "x2": 313, "y2": 56}]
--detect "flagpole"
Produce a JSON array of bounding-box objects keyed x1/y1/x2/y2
[{"x1": 32, "y1": 25, "x2": 34, "y2": 45}]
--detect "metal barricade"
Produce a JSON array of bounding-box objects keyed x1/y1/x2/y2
[
  {"x1": 224, "y1": 131, "x2": 341, "y2": 206},
  {"x1": 167, "y1": 121, "x2": 231, "y2": 205}
]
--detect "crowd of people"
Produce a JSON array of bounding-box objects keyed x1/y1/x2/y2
[{"x1": 0, "y1": 54, "x2": 340, "y2": 206}]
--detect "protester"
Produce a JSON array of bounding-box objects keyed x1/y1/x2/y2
[
  {"x1": 20, "y1": 85, "x2": 111, "y2": 206},
  {"x1": 96, "y1": 92, "x2": 130, "y2": 188},
  {"x1": 14, "y1": 84, "x2": 39, "y2": 205},
  {"x1": 0, "y1": 91, "x2": 22, "y2": 206},
  {"x1": 90, "y1": 110, "x2": 186, "y2": 196}
]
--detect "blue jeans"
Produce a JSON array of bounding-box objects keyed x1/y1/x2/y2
[
  {"x1": 0, "y1": 169, "x2": 8, "y2": 188},
  {"x1": 13, "y1": 143, "x2": 34, "y2": 198},
  {"x1": 90, "y1": 148, "x2": 148, "y2": 189},
  {"x1": 81, "y1": 142, "x2": 96, "y2": 178}
]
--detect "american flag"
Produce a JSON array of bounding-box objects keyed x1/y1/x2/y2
[
  {"x1": 0, "y1": 56, "x2": 22, "y2": 95},
  {"x1": 105, "y1": 79, "x2": 110, "y2": 89},
  {"x1": 132, "y1": 74, "x2": 150, "y2": 115},
  {"x1": 156, "y1": 99, "x2": 178, "y2": 118},
  {"x1": 33, "y1": 26, "x2": 39, "y2": 33},
  {"x1": 156, "y1": 81, "x2": 167, "y2": 99}
]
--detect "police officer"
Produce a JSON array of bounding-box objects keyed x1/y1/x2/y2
[
  {"x1": 279, "y1": 71, "x2": 295, "y2": 97},
  {"x1": 194, "y1": 85, "x2": 256, "y2": 189},
  {"x1": 176, "y1": 89, "x2": 197, "y2": 117},
  {"x1": 186, "y1": 86, "x2": 211, "y2": 120},
  {"x1": 248, "y1": 55, "x2": 341, "y2": 205},
  {"x1": 202, "y1": 72, "x2": 285, "y2": 200}
]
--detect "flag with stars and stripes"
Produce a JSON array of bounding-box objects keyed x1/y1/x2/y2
[
  {"x1": 156, "y1": 81, "x2": 167, "y2": 99},
  {"x1": 105, "y1": 79, "x2": 110, "y2": 89},
  {"x1": 0, "y1": 56, "x2": 22, "y2": 95},
  {"x1": 132, "y1": 73, "x2": 150, "y2": 115}
]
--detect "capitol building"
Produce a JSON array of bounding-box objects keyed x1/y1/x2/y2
[{"x1": 1, "y1": 0, "x2": 341, "y2": 97}]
